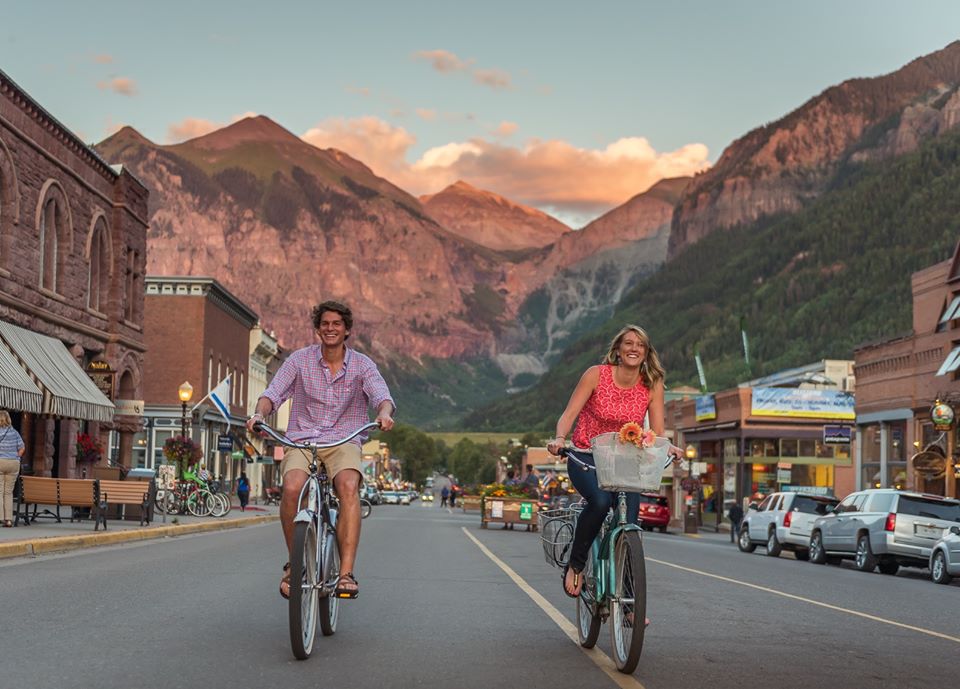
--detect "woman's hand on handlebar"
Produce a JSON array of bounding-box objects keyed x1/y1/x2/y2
[
  {"x1": 547, "y1": 437, "x2": 566, "y2": 456},
  {"x1": 667, "y1": 444, "x2": 685, "y2": 465}
]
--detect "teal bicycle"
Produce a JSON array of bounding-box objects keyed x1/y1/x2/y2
[{"x1": 539, "y1": 435, "x2": 674, "y2": 674}]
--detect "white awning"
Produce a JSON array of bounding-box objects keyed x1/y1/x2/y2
[
  {"x1": 0, "y1": 338, "x2": 43, "y2": 413},
  {"x1": 0, "y1": 320, "x2": 114, "y2": 422},
  {"x1": 936, "y1": 346, "x2": 960, "y2": 377}
]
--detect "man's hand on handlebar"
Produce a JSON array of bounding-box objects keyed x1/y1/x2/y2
[{"x1": 375, "y1": 412, "x2": 394, "y2": 432}]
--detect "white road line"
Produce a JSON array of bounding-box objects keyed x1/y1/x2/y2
[
  {"x1": 462, "y1": 527, "x2": 645, "y2": 689},
  {"x1": 647, "y1": 557, "x2": 960, "y2": 645}
]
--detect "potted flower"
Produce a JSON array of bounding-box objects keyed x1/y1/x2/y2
[
  {"x1": 75, "y1": 432, "x2": 102, "y2": 464},
  {"x1": 162, "y1": 435, "x2": 203, "y2": 479}
]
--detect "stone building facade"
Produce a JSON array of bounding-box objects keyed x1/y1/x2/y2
[{"x1": 0, "y1": 68, "x2": 149, "y2": 475}]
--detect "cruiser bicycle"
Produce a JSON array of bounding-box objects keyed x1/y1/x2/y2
[
  {"x1": 253, "y1": 420, "x2": 379, "y2": 660},
  {"x1": 539, "y1": 435, "x2": 675, "y2": 674}
]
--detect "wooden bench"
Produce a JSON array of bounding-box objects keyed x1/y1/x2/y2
[
  {"x1": 98, "y1": 479, "x2": 155, "y2": 528},
  {"x1": 15, "y1": 476, "x2": 101, "y2": 529}
]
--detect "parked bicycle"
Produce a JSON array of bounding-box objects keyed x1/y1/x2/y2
[
  {"x1": 253, "y1": 419, "x2": 379, "y2": 660},
  {"x1": 538, "y1": 434, "x2": 674, "y2": 674}
]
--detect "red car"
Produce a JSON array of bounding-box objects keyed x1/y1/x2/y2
[{"x1": 637, "y1": 492, "x2": 670, "y2": 532}]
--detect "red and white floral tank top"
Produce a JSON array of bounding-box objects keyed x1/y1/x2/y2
[{"x1": 572, "y1": 365, "x2": 651, "y2": 449}]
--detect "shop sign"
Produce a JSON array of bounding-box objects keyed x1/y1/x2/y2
[
  {"x1": 777, "y1": 469, "x2": 792, "y2": 484},
  {"x1": 217, "y1": 434, "x2": 234, "y2": 452},
  {"x1": 823, "y1": 425, "x2": 852, "y2": 444},
  {"x1": 86, "y1": 360, "x2": 115, "y2": 400},
  {"x1": 519, "y1": 502, "x2": 533, "y2": 520},
  {"x1": 781, "y1": 485, "x2": 834, "y2": 496},
  {"x1": 490, "y1": 500, "x2": 504, "y2": 519},
  {"x1": 931, "y1": 401, "x2": 955, "y2": 431},
  {"x1": 751, "y1": 388, "x2": 855, "y2": 420},
  {"x1": 113, "y1": 399, "x2": 144, "y2": 416},
  {"x1": 695, "y1": 395, "x2": 717, "y2": 422},
  {"x1": 912, "y1": 450, "x2": 946, "y2": 478}
]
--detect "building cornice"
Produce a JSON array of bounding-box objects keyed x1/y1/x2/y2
[{"x1": 145, "y1": 276, "x2": 259, "y2": 327}]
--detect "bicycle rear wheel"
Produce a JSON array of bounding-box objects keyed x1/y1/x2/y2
[
  {"x1": 289, "y1": 520, "x2": 319, "y2": 659},
  {"x1": 318, "y1": 522, "x2": 340, "y2": 636},
  {"x1": 576, "y1": 555, "x2": 601, "y2": 648},
  {"x1": 610, "y1": 530, "x2": 646, "y2": 673},
  {"x1": 360, "y1": 499, "x2": 372, "y2": 519}
]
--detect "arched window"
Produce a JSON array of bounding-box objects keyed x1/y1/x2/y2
[
  {"x1": 123, "y1": 247, "x2": 140, "y2": 322},
  {"x1": 87, "y1": 217, "x2": 111, "y2": 313},
  {"x1": 0, "y1": 136, "x2": 21, "y2": 266},
  {"x1": 36, "y1": 181, "x2": 71, "y2": 294}
]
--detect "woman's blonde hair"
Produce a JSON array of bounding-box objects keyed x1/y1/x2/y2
[
  {"x1": 602, "y1": 325, "x2": 665, "y2": 388},
  {"x1": 0, "y1": 410, "x2": 11, "y2": 427}
]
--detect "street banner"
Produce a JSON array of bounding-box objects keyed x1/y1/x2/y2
[
  {"x1": 696, "y1": 395, "x2": 717, "y2": 422},
  {"x1": 751, "y1": 388, "x2": 854, "y2": 420}
]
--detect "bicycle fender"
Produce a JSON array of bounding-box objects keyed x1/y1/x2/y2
[{"x1": 293, "y1": 509, "x2": 313, "y2": 524}]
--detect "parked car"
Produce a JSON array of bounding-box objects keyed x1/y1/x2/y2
[
  {"x1": 930, "y1": 525, "x2": 960, "y2": 585},
  {"x1": 637, "y1": 493, "x2": 670, "y2": 532},
  {"x1": 808, "y1": 489, "x2": 960, "y2": 574},
  {"x1": 381, "y1": 491, "x2": 401, "y2": 505},
  {"x1": 363, "y1": 485, "x2": 382, "y2": 505},
  {"x1": 738, "y1": 492, "x2": 839, "y2": 559}
]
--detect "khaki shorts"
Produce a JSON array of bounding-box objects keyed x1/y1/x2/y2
[{"x1": 281, "y1": 443, "x2": 362, "y2": 481}]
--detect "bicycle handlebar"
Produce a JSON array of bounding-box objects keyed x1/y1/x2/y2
[
  {"x1": 252, "y1": 421, "x2": 381, "y2": 450},
  {"x1": 558, "y1": 445, "x2": 678, "y2": 472}
]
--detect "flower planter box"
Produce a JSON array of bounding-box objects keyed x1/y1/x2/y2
[
  {"x1": 480, "y1": 496, "x2": 539, "y2": 531},
  {"x1": 461, "y1": 494, "x2": 483, "y2": 513}
]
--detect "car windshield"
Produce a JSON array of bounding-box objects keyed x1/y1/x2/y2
[
  {"x1": 791, "y1": 496, "x2": 838, "y2": 515},
  {"x1": 897, "y1": 496, "x2": 960, "y2": 523},
  {"x1": 639, "y1": 494, "x2": 668, "y2": 507}
]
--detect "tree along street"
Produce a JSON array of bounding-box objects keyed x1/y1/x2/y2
[{"x1": 2, "y1": 505, "x2": 956, "y2": 689}]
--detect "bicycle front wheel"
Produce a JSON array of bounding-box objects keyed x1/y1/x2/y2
[
  {"x1": 360, "y1": 499, "x2": 372, "y2": 519},
  {"x1": 318, "y1": 522, "x2": 340, "y2": 636},
  {"x1": 289, "y1": 520, "x2": 319, "y2": 659},
  {"x1": 610, "y1": 530, "x2": 646, "y2": 674}
]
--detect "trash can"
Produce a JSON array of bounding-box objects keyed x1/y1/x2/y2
[{"x1": 125, "y1": 468, "x2": 157, "y2": 522}]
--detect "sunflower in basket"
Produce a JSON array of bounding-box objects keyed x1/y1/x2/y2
[{"x1": 618, "y1": 421, "x2": 643, "y2": 445}]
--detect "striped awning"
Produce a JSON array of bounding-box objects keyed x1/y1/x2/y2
[
  {"x1": 0, "y1": 338, "x2": 43, "y2": 413},
  {"x1": 0, "y1": 320, "x2": 114, "y2": 422}
]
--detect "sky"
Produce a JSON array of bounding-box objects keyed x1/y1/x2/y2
[{"x1": 3, "y1": 1, "x2": 960, "y2": 226}]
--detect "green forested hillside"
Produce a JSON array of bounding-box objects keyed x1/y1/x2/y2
[{"x1": 463, "y1": 128, "x2": 960, "y2": 431}]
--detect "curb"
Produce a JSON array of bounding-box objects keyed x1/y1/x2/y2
[{"x1": 0, "y1": 514, "x2": 279, "y2": 560}]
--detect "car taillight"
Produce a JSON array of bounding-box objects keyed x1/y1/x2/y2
[
  {"x1": 884, "y1": 513, "x2": 896, "y2": 532},
  {"x1": 783, "y1": 511, "x2": 792, "y2": 528}
]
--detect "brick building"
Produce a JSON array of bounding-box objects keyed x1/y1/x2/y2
[
  {"x1": 141, "y1": 276, "x2": 258, "y2": 482},
  {"x1": 853, "y1": 240, "x2": 960, "y2": 498},
  {"x1": 0, "y1": 68, "x2": 149, "y2": 476}
]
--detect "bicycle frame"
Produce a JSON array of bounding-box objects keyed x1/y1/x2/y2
[{"x1": 588, "y1": 492, "x2": 643, "y2": 614}]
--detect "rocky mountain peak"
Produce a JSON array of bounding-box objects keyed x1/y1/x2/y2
[{"x1": 186, "y1": 115, "x2": 302, "y2": 150}]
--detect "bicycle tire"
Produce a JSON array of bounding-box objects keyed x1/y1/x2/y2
[
  {"x1": 318, "y1": 523, "x2": 340, "y2": 636},
  {"x1": 218, "y1": 492, "x2": 233, "y2": 516},
  {"x1": 360, "y1": 499, "x2": 372, "y2": 519},
  {"x1": 610, "y1": 530, "x2": 646, "y2": 673},
  {"x1": 553, "y1": 521, "x2": 574, "y2": 568},
  {"x1": 289, "y1": 520, "x2": 319, "y2": 659},
  {"x1": 576, "y1": 555, "x2": 601, "y2": 648},
  {"x1": 186, "y1": 491, "x2": 211, "y2": 517},
  {"x1": 209, "y1": 492, "x2": 228, "y2": 518}
]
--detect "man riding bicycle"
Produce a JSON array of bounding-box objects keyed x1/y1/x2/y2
[{"x1": 246, "y1": 301, "x2": 395, "y2": 600}]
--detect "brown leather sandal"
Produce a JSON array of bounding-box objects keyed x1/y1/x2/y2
[{"x1": 279, "y1": 562, "x2": 291, "y2": 600}]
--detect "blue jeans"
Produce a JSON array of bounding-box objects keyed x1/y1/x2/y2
[{"x1": 566, "y1": 450, "x2": 640, "y2": 572}]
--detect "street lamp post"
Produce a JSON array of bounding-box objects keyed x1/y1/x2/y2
[
  {"x1": 178, "y1": 381, "x2": 193, "y2": 439},
  {"x1": 684, "y1": 444, "x2": 698, "y2": 534}
]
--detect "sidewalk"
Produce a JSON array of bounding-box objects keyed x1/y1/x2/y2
[{"x1": 0, "y1": 502, "x2": 280, "y2": 560}]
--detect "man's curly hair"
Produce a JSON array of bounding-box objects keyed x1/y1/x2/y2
[{"x1": 312, "y1": 301, "x2": 353, "y2": 337}]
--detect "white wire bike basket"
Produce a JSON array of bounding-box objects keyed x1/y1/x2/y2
[{"x1": 590, "y1": 433, "x2": 670, "y2": 492}]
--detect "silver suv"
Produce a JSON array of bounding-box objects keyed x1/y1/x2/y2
[
  {"x1": 738, "y1": 492, "x2": 839, "y2": 559},
  {"x1": 930, "y1": 525, "x2": 960, "y2": 585},
  {"x1": 808, "y1": 489, "x2": 960, "y2": 574}
]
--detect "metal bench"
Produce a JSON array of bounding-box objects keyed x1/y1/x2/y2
[
  {"x1": 15, "y1": 476, "x2": 101, "y2": 529},
  {"x1": 97, "y1": 479, "x2": 155, "y2": 527}
]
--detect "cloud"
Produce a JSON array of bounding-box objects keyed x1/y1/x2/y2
[
  {"x1": 165, "y1": 111, "x2": 260, "y2": 143},
  {"x1": 345, "y1": 85, "x2": 371, "y2": 96},
  {"x1": 415, "y1": 108, "x2": 437, "y2": 121},
  {"x1": 298, "y1": 116, "x2": 709, "y2": 223},
  {"x1": 413, "y1": 49, "x2": 470, "y2": 73},
  {"x1": 473, "y1": 68, "x2": 512, "y2": 90},
  {"x1": 493, "y1": 121, "x2": 519, "y2": 137},
  {"x1": 92, "y1": 54, "x2": 114, "y2": 64},
  {"x1": 97, "y1": 77, "x2": 138, "y2": 96}
]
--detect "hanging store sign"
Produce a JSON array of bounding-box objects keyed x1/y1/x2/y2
[
  {"x1": 751, "y1": 388, "x2": 855, "y2": 420},
  {"x1": 696, "y1": 395, "x2": 717, "y2": 422},
  {"x1": 911, "y1": 451, "x2": 946, "y2": 478},
  {"x1": 823, "y1": 425, "x2": 852, "y2": 444},
  {"x1": 217, "y1": 434, "x2": 234, "y2": 452},
  {"x1": 86, "y1": 360, "x2": 115, "y2": 400},
  {"x1": 931, "y1": 401, "x2": 955, "y2": 431}
]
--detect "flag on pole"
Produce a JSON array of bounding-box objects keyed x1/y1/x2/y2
[{"x1": 202, "y1": 375, "x2": 232, "y2": 425}]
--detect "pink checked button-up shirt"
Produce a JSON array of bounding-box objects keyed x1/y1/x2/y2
[{"x1": 260, "y1": 345, "x2": 394, "y2": 446}]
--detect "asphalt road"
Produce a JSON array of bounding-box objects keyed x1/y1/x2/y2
[{"x1": 2, "y1": 503, "x2": 957, "y2": 689}]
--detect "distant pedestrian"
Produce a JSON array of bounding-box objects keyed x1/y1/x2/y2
[
  {"x1": 450, "y1": 485, "x2": 458, "y2": 509},
  {"x1": 441, "y1": 485, "x2": 449, "y2": 507},
  {"x1": 0, "y1": 410, "x2": 26, "y2": 527},
  {"x1": 505, "y1": 469, "x2": 518, "y2": 486},
  {"x1": 237, "y1": 471, "x2": 251, "y2": 511},
  {"x1": 728, "y1": 501, "x2": 744, "y2": 543},
  {"x1": 523, "y1": 464, "x2": 540, "y2": 499}
]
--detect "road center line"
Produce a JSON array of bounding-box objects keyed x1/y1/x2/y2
[
  {"x1": 647, "y1": 557, "x2": 960, "y2": 645},
  {"x1": 461, "y1": 527, "x2": 645, "y2": 689}
]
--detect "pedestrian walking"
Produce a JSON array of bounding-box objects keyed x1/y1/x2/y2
[
  {"x1": 441, "y1": 485, "x2": 449, "y2": 507},
  {"x1": 728, "y1": 501, "x2": 744, "y2": 543},
  {"x1": 449, "y1": 485, "x2": 458, "y2": 509},
  {"x1": 0, "y1": 410, "x2": 26, "y2": 527},
  {"x1": 237, "y1": 471, "x2": 251, "y2": 511}
]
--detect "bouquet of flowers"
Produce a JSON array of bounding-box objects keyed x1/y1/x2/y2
[
  {"x1": 481, "y1": 482, "x2": 530, "y2": 498},
  {"x1": 75, "y1": 432, "x2": 102, "y2": 463},
  {"x1": 617, "y1": 422, "x2": 657, "y2": 449}
]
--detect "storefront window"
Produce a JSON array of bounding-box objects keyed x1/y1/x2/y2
[
  {"x1": 132, "y1": 430, "x2": 147, "y2": 468},
  {"x1": 799, "y1": 439, "x2": 816, "y2": 457},
  {"x1": 153, "y1": 429, "x2": 174, "y2": 469},
  {"x1": 780, "y1": 439, "x2": 798, "y2": 457},
  {"x1": 749, "y1": 440, "x2": 778, "y2": 458},
  {"x1": 860, "y1": 424, "x2": 881, "y2": 463},
  {"x1": 887, "y1": 421, "x2": 906, "y2": 462},
  {"x1": 887, "y1": 463, "x2": 908, "y2": 490},
  {"x1": 862, "y1": 463, "x2": 882, "y2": 489},
  {"x1": 815, "y1": 442, "x2": 834, "y2": 459}
]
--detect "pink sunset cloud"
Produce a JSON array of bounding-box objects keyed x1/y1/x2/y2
[
  {"x1": 473, "y1": 68, "x2": 512, "y2": 90},
  {"x1": 413, "y1": 49, "x2": 471, "y2": 73},
  {"x1": 97, "y1": 77, "x2": 138, "y2": 96}
]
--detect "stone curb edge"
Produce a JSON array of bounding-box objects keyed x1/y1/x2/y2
[{"x1": 0, "y1": 514, "x2": 280, "y2": 560}]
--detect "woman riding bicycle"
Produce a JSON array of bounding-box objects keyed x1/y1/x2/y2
[{"x1": 547, "y1": 325, "x2": 681, "y2": 608}]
